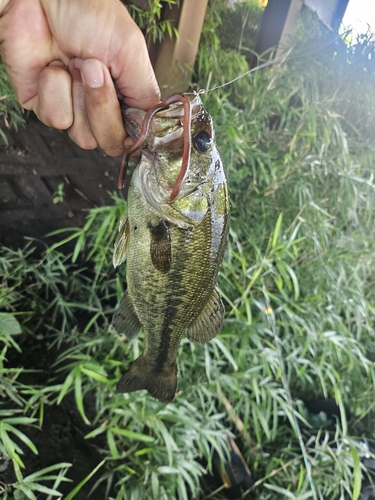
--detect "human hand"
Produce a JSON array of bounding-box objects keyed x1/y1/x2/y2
[{"x1": 0, "y1": 0, "x2": 160, "y2": 156}]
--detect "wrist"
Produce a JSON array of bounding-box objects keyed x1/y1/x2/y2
[{"x1": 0, "y1": 0, "x2": 11, "y2": 16}]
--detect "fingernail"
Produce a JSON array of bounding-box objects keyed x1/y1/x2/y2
[
  {"x1": 81, "y1": 59, "x2": 104, "y2": 88},
  {"x1": 72, "y1": 57, "x2": 83, "y2": 70},
  {"x1": 124, "y1": 136, "x2": 135, "y2": 148}
]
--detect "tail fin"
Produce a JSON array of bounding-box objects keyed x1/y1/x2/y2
[{"x1": 116, "y1": 355, "x2": 178, "y2": 404}]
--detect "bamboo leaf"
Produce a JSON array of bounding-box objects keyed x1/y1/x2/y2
[
  {"x1": 64, "y1": 460, "x2": 105, "y2": 500},
  {"x1": 272, "y1": 213, "x2": 283, "y2": 249},
  {"x1": 110, "y1": 428, "x2": 155, "y2": 443},
  {"x1": 350, "y1": 447, "x2": 362, "y2": 500},
  {"x1": 74, "y1": 369, "x2": 90, "y2": 424}
]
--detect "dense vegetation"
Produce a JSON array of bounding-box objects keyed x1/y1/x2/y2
[
  {"x1": 0, "y1": 61, "x2": 24, "y2": 143},
  {"x1": 1, "y1": 1, "x2": 375, "y2": 498}
]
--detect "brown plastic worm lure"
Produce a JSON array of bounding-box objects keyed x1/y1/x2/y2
[{"x1": 118, "y1": 93, "x2": 191, "y2": 201}]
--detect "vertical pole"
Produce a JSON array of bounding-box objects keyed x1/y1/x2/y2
[
  {"x1": 254, "y1": 0, "x2": 303, "y2": 63},
  {"x1": 148, "y1": 0, "x2": 209, "y2": 98}
]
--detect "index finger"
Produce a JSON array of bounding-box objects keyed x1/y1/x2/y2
[
  {"x1": 39, "y1": 0, "x2": 160, "y2": 109},
  {"x1": 0, "y1": 0, "x2": 67, "y2": 108},
  {"x1": 109, "y1": 26, "x2": 160, "y2": 110}
]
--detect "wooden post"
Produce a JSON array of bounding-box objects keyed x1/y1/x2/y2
[
  {"x1": 148, "y1": 0, "x2": 209, "y2": 99},
  {"x1": 254, "y1": 0, "x2": 350, "y2": 65},
  {"x1": 255, "y1": 0, "x2": 303, "y2": 61}
]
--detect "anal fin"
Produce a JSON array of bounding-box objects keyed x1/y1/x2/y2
[
  {"x1": 112, "y1": 293, "x2": 142, "y2": 339},
  {"x1": 187, "y1": 288, "x2": 225, "y2": 343},
  {"x1": 113, "y1": 216, "x2": 130, "y2": 268}
]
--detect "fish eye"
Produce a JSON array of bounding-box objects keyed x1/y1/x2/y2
[{"x1": 193, "y1": 131, "x2": 212, "y2": 153}]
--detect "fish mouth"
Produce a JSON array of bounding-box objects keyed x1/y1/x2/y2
[
  {"x1": 122, "y1": 107, "x2": 184, "y2": 148},
  {"x1": 118, "y1": 92, "x2": 203, "y2": 199}
]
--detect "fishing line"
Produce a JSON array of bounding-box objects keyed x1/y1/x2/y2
[
  {"x1": 203, "y1": 54, "x2": 291, "y2": 93},
  {"x1": 122, "y1": 31, "x2": 345, "y2": 190},
  {"x1": 199, "y1": 30, "x2": 345, "y2": 94},
  {"x1": 262, "y1": 286, "x2": 318, "y2": 500}
]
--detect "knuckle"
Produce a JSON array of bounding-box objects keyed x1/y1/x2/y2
[
  {"x1": 51, "y1": 116, "x2": 73, "y2": 130},
  {"x1": 68, "y1": 128, "x2": 98, "y2": 150},
  {"x1": 35, "y1": 109, "x2": 73, "y2": 130},
  {"x1": 103, "y1": 144, "x2": 124, "y2": 157}
]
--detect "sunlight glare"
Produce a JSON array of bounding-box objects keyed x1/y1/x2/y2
[{"x1": 342, "y1": 0, "x2": 375, "y2": 36}]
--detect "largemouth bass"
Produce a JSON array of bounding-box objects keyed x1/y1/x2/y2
[{"x1": 112, "y1": 91, "x2": 229, "y2": 404}]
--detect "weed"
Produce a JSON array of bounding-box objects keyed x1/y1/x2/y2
[{"x1": 1, "y1": 4, "x2": 375, "y2": 499}]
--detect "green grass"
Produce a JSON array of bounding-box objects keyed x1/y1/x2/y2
[
  {"x1": 0, "y1": 61, "x2": 25, "y2": 143},
  {"x1": 1, "y1": 3, "x2": 375, "y2": 499}
]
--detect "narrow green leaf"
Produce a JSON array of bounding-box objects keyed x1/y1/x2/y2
[
  {"x1": 14, "y1": 482, "x2": 37, "y2": 500},
  {"x1": 134, "y1": 447, "x2": 154, "y2": 457},
  {"x1": 2, "y1": 417, "x2": 37, "y2": 426},
  {"x1": 107, "y1": 429, "x2": 120, "y2": 459},
  {"x1": 13, "y1": 459, "x2": 24, "y2": 482},
  {"x1": 157, "y1": 466, "x2": 180, "y2": 474},
  {"x1": 22, "y1": 482, "x2": 63, "y2": 497},
  {"x1": 85, "y1": 426, "x2": 107, "y2": 440},
  {"x1": 110, "y1": 428, "x2": 155, "y2": 443},
  {"x1": 48, "y1": 231, "x2": 83, "y2": 251},
  {"x1": 350, "y1": 447, "x2": 362, "y2": 500},
  {"x1": 177, "y1": 473, "x2": 188, "y2": 500},
  {"x1": 151, "y1": 471, "x2": 159, "y2": 498},
  {"x1": 83, "y1": 312, "x2": 101, "y2": 333},
  {"x1": 272, "y1": 213, "x2": 283, "y2": 249},
  {"x1": 285, "y1": 263, "x2": 300, "y2": 300},
  {"x1": 264, "y1": 483, "x2": 295, "y2": 497},
  {"x1": 24, "y1": 463, "x2": 72, "y2": 482},
  {"x1": 74, "y1": 370, "x2": 90, "y2": 424},
  {"x1": 80, "y1": 367, "x2": 108, "y2": 384},
  {"x1": 57, "y1": 370, "x2": 75, "y2": 404},
  {"x1": 5, "y1": 424, "x2": 38, "y2": 455},
  {"x1": 0, "y1": 425, "x2": 24, "y2": 467},
  {"x1": 64, "y1": 460, "x2": 105, "y2": 500},
  {"x1": 72, "y1": 233, "x2": 86, "y2": 263},
  {"x1": 212, "y1": 338, "x2": 238, "y2": 371}
]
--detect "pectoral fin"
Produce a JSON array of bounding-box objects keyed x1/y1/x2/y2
[
  {"x1": 149, "y1": 221, "x2": 172, "y2": 273},
  {"x1": 187, "y1": 288, "x2": 225, "y2": 343},
  {"x1": 112, "y1": 292, "x2": 142, "y2": 339},
  {"x1": 113, "y1": 216, "x2": 130, "y2": 268}
]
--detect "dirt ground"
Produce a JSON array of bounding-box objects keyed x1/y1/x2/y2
[{"x1": 0, "y1": 115, "x2": 124, "y2": 248}]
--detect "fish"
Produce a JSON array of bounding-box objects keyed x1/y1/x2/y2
[{"x1": 112, "y1": 90, "x2": 229, "y2": 404}]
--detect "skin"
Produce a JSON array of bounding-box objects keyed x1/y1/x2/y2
[{"x1": 0, "y1": 0, "x2": 160, "y2": 156}]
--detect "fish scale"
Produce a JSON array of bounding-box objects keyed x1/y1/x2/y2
[
  {"x1": 112, "y1": 91, "x2": 229, "y2": 403},
  {"x1": 128, "y1": 204, "x2": 213, "y2": 366}
]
